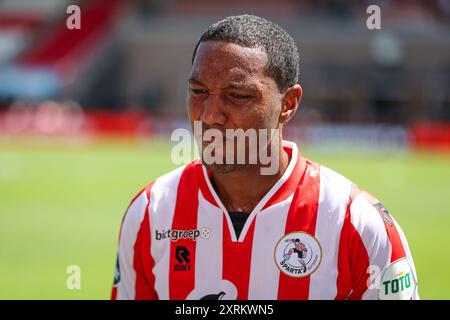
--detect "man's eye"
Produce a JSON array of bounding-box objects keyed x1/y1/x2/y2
[
  {"x1": 191, "y1": 88, "x2": 208, "y2": 95},
  {"x1": 230, "y1": 93, "x2": 251, "y2": 100}
]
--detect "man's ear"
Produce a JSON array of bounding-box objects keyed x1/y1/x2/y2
[{"x1": 279, "y1": 84, "x2": 302, "y2": 124}]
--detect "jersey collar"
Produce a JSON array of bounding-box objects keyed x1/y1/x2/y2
[{"x1": 196, "y1": 140, "x2": 307, "y2": 213}]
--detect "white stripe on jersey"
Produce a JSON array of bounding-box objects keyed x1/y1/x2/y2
[
  {"x1": 309, "y1": 166, "x2": 351, "y2": 299},
  {"x1": 193, "y1": 191, "x2": 224, "y2": 296},
  {"x1": 247, "y1": 195, "x2": 293, "y2": 299},
  {"x1": 149, "y1": 166, "x2": 185, "y2": 300},
  {"x1": 393, "y1": 219, "x2": 420, "y2": 300},
  {"x1": 116, "y1": 191, "x2": 149, "y2": 300},
  {"x1": 350, "y1": 193, "x2": 391, "y2": 300}
]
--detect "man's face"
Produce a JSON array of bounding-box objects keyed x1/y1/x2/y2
[{"x1": 187, "y1": 41, "x2": 284, "y2": 173}]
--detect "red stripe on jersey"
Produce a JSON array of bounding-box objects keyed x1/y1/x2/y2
[
  {"x1": 262, "y1": 147, "x2": 307, "y2": 210},
  {"x1": 335, "y1": 204, "x2": 352, "y2": 300},
  {"x1": 111, "y1": 287, "x2": 117, "y2": 300},
  {"x1": 338, "y1": 217, "x2": 370, "y2": 300},
  {"x1": 277, "y1": 161, "x2": 321, "y2": 300},
  {"x1": 335, "y1": 186, "x2": 370, "y2": 300},
  {"x1": 169, "y1": 164, "x2": 200, "y2": 299},
  {"x1": 133, "y1": 183, "x2": 158, "y2": 299},
  {"x1": 222, "y1": 213, "x2": 256, "y2": 300},
  {"x1": 385, "y1": 222, "x2": 407, "y2": 262}
]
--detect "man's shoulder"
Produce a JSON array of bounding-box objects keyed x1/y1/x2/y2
[
  {"x1": 312, "y1": 161, "x2": 385, "y2": 220},
  {"x1": 305, "y1": 160, "x2": 354, "y2": 201},
  {"x1": 309, "y1": 160, "x2": 395, "y2": 248},
  {"x1": 317, "y1": 162, "x2": 353, "y2": 184},
  {"x1": 150, "y1": 164, "x2": 189, "y2": 189},
  {"x1": 135, "y1": 161, "x2": 201, "y2": 201}
]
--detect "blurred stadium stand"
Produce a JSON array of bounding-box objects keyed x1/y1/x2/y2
[
  {"x1": 0, "y1": 0, "x2": 449, "y2": 149},
  {"x1": 0, "y1": 0, "x2": 132, "y2": 105}
]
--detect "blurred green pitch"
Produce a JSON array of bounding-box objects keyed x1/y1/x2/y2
[{"x1": 0, "y1": 138, "x2": 449, "y2": 299}]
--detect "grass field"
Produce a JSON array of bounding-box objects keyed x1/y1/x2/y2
[{"x1": 0, "y1": 137, "x2": 449, "y2": 299}]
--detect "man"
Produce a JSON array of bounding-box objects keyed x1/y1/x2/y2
[{"x1": 111, "y1": 15, "x2": 419, "y2": 300}]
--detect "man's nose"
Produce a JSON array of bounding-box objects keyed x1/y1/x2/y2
[{"x1": 200, "y1": 93, "x2": 226, "y2": 126}]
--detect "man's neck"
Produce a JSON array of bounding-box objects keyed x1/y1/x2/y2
[{"x1": 210, "y1": 147, "x2": 290, "y2": 214}]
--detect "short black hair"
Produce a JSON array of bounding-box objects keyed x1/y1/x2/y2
[{"x1": 192, "y1": 14, "x2": 299, "y2": 92}]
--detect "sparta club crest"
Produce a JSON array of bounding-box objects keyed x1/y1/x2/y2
[{"x1": 274, "y1": 232, "x2": 322, "y2": 278}]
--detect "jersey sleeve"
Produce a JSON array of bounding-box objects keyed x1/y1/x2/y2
[
  {"x1": 111, "y1": 184, "x2": 158, "y2": 300},
  {"x1": 337, "y1": 190, "x2": 419, "y2": 300}
]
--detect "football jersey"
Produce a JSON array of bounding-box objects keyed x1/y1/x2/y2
[{"x1": 111, "y1": 140, "x2": 419, "y2": 300}]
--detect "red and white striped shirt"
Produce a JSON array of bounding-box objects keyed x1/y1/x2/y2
[{"x1": 111, "y1": 140, "x2": 419, "y2": 300}]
